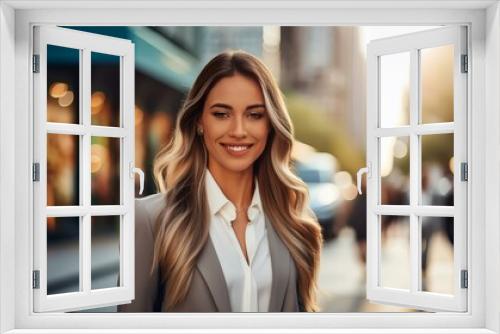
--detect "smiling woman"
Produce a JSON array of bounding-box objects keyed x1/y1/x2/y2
[{"x1": 117, "y1": 50, "x2": 323, "y2": 313}]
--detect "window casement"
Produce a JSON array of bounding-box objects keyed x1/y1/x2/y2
[
  {"x1": 32, "y1": 26, "x2": 139, "y2": 312},
  {"x1": 362, "y1": 26, "x2": 468, "y2": 312},
  {"x1": 1, "y1": 3, "x2": 498, "y2": 333}
]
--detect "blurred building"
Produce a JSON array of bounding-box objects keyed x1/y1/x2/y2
[
  {"x1": 280, "y1": 26, "x2": 366, "y2": 152},
  {"x1": 198, "y1": 27, "x2": 263, "y2": 63}
]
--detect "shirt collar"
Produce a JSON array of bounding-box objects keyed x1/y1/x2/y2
[
  {"x1": 205, "y1": 169, "x2": 262, "y2": 223},
  {"x1": 247, "y1": 180, "x2": 262, "y2": 221}
]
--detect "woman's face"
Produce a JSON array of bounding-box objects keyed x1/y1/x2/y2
[{"x1": 199, "y1": 73, "x2": 270, "y2": 175}]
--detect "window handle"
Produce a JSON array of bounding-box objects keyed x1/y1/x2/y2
[
  {"x1": 130, "y1": 162, "x2": 144, "y2": 195},
  {"x1": 356, "y1": 163, "x2": 371, "y2": 195}
]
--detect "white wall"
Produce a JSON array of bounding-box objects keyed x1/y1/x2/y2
[
  {"x1": 485, "y1": 2, "x2": 500, "y2": 333},
  {"x1": 0, "y1": 2, "x2": 16, "y2": 333}
]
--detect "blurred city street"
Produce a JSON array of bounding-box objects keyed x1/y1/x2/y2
[
  {"x1": 54, "y1": 219, "x2": 456, "y2": 313},
  {"x1": 317, "y1": 223, "x2": 454, "y2": 312},
  {"x1": 44, "y1": 26, "x2": 457, "y2": 314}
]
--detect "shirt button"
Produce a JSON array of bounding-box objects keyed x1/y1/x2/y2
[
  {"x1": 220, "y1": 203, "x2": 236, "y2": 222},
  {"x1": 248, "y1": 207, "x2": 259, "y2": 221}
]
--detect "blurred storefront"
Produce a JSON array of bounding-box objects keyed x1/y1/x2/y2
[{"x1": 48, "y1": 26, "x2": 201, "y2": 206}]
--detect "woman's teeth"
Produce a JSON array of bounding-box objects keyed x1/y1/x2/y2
[
  {"x1": 222, "y1": 143, "x2": 253, "y2": 153},
  {"x1": 226, "y1": 145, "x2": 250, "y2": 152}
]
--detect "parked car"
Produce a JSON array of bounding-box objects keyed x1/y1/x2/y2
[{"x1": 293, "y1": 152, "x2": 342, "y2": 239}]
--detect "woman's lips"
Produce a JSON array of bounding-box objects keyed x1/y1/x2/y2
[{"x1": 221, "y1": 143, "x2": 254, "y2": 157}]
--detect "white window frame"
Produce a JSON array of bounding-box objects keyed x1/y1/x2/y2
[
  {"x1": 0, "y1": 1, "x2": 499, "y2": 333},
  {"x1": 365, "y1": 26, "x2": 468, "y2": 312},
  {"x1": 32, "y1": 26, "x2": 136, "y2": 312}
]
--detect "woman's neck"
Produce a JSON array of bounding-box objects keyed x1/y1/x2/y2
[{"x1": 208, "y1": 166, "x2": 254, "y2": 211}]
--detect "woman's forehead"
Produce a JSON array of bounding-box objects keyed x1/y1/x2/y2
[{"x1": 205, "y1": 74, "x2": 264, "y2": 105}]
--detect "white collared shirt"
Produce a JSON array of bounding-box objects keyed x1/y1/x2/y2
[{"x1": 205, "y1": 170, "x2": 272, "y2": 312}]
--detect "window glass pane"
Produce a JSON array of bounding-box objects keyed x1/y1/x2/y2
[
  {"x1": 421, "y1": 134, "x2": 454, "y2": 206},
  {"x1": 47, "y1": 45, "x2": 80, "y2": 124},
  {"x1": 380, "y1": 215, "x2": 410, "y2": 290},
  {"x1": 421, "y1": 216, "x2": 454, "y2": 295},
  {"x1": 47, "y1": 217, "x2": 80, "y2": 295},
  {"x1": 91, "y1": 52, "x2": 120, "y2": 127},
  {"x1": 420, "y1": 45, "x2": 454, "y2": 124},
  {"x1": 380, "y1": 52, "x2": 410, "y2": 128},
  {"x1": 380, "y1": 137, "x2": 410, "y2": 205},
  {"x1": 47, "y1": 134, "x2": 80, "y2": 206},
  {"x1": 91, "y1": 216, "x2": 120, "y2": 290},
  {"x1": 91, "y1": 137, "x2": 121, "y2": 205}
]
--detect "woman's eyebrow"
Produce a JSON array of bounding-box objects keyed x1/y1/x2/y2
[
  {"x1": 247, "y1": 104, "x2": 266, "y2": 110},
  {"x1": 209, "y1": 103, "x2": 266, "y2": 110},
  {"x1": 209, "y1": 103, "x2": 232, "y2": 110}
]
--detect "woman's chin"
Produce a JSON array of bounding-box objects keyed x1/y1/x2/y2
[{"x1": 218, "y1": 161, "x2": 255, "y2": 174}]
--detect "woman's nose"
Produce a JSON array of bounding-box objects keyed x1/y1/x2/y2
[{"x1": 229, "y1": 116, "x2": 247, "y2": 137}]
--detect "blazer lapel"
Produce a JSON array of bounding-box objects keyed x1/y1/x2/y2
[
  {"x1": 266, "y1": 217, "x2": 291, "y2": 312},
  {"x1": 196, "y1": 219, "x2": 291, "y2": 312},
  {"x1": 196, "y1": 236, "x2": 232, "y2": 312}
]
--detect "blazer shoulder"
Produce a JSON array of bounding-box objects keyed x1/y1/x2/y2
[
  {"x1": 118, "y1": 193, "x2": 166, "y2": 312},
  {"x1": 135, "y1": 192, "x2": 166, "y2": 232}
]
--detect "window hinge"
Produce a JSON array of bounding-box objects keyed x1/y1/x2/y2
[
  {"x1": 461, "y1": 54, "x2": 468, "y2": 73},
  {"x1": 33, "y1": 270, "x2": 40, "y2": 289},
  {"x1": 33, "y1": 163, "x2": 40, "y2": 182},
  {"x1": 461, "y1": 162, "x2": 468, "y2": 182},
  {"x1": 33, "y1": 54, "x2": 40, "y2": 73},
  {"x1": 461, "y1": 269, "x2": 468, "y2": 289}
]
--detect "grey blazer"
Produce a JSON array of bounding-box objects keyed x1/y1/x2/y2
[{"x1": 117, "y1": 193, "x2": 302, "y2": 312}]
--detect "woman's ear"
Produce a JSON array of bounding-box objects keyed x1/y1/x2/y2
[{"x1": 196, "y1": 120, "x2": 204, "y2": 136}]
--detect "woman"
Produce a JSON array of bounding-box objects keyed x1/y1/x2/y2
[{"x1": 118, "y1": 50, "x2": 322, "y2": 313}]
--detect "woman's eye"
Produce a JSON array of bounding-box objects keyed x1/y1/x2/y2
[
  {"x1": 248, "y1": 112, "x2": 264, "y2": 120},
  {"x1": 212, "y1": 111, "x2": 229, "y2": 119}
]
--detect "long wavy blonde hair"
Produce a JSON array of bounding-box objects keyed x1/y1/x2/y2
[{"x1": 152, "y1": 50, "x2": 323, "y2": 312}]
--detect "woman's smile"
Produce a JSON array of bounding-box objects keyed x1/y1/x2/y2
[{"x1": 221, "y1": 143, "x2": 254, "y2": 156}]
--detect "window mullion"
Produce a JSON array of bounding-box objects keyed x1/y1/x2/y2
[
  {"x1": 36, "y1": 37, "x2": 49, "y2": 302},
  {"x1": 374, "y1": 205, "x2": 454, "y2": 216},
  {"x1": 81, "y1": 48, "x2": 91, "y2": 293},
  {"x1": 453, "y1": 25, "x2": 468, "y2": 308},
  {"x1": 120, "y1": 53, "x2": 127, "y2": 287},
  {"x1": 121, "y1": 46, "x2": 134, "y2": 291},
  {"x1": 46, "y1": 123, "x2": 127, "y2": 138},
  {"x1": 409, "y1": 48, "x2": 420, "y2": 294}
]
